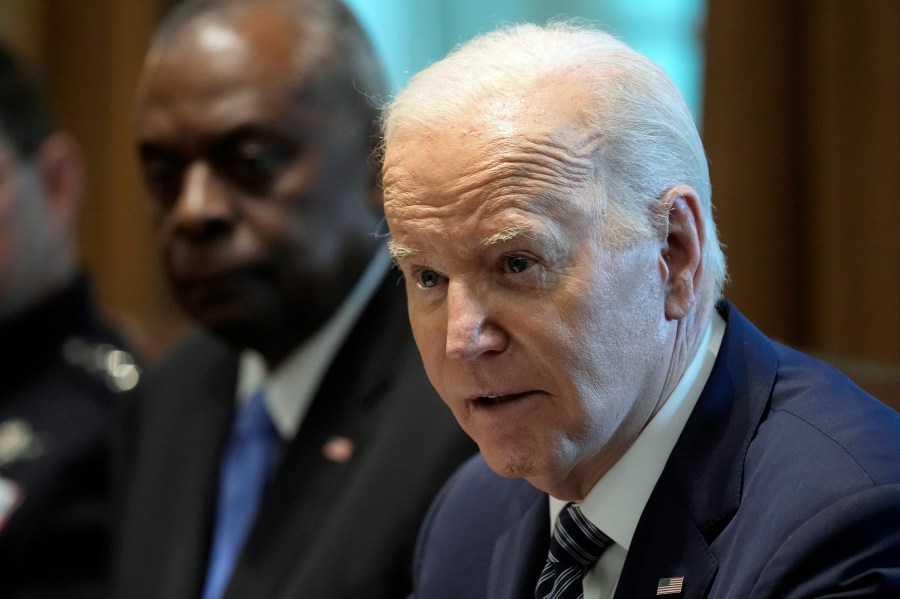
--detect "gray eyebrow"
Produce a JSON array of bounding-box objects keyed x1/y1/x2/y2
[
  {"x1": 387, "y1": 239, "x2": 419, "y2": 260},
  {"x1": 482, "y1": 226, "x2": 536, "y2": 246},
  {"x1": 389, "y1": 222, "x2": 562, "y2": 263}
]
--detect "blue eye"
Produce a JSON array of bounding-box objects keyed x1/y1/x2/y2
[
  {"x1": 502, "y1": 255, "x2": 532, "y2": 273},
  {"x1": 418, "y1": 269, "x2": 442, "y2": 288}
]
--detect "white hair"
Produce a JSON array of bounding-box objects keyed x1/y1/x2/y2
[{"x1": 382, "y1": 21, "x2": 727, "y2": 302}]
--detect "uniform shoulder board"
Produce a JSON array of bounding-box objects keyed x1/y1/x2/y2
[
  {"x1": 0, "y1": 419, "x2": 45, "y2": 468},
  {"x1": 61, "y1": 337, "x2": 141, "y2": 392}
]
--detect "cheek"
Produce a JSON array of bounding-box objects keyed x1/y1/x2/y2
[
  {"x1": 244, "y1": 202, "x2": 296, "y2": 239},
  {"x1": 409, "y1": 304, "x2": 449, "y2": 392},
  {"x1": 242, "y1": 210, "x2": 317, "y2": 271},
  {"x1": 154, "y1": 214, "x2": 179, "y2": 257},
  {"x1": 549, "y1": 268, "x2": 666, "y2": 418}
]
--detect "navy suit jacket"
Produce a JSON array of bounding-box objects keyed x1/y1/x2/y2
[{"x1": 410, "y1": 301, "x2": 900, "y2": 598}]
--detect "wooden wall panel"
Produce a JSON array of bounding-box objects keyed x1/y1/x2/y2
[
  {"x1": 705, "y1": 0, "x2": 900, "y2": 366},
  {"x1": 0, "y1": 0, "x2": 48, "y2": 64},
  {"x1": 4, "y1": 0, "x2": 189, "y2": 358}
]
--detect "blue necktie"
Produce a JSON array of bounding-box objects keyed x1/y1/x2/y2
[
  {"x1": 535, "y1": 503, "x2": 613, "y2": 599},
  {"x1": 202, "y1": 390, "x2": 278, "y2": 599}
]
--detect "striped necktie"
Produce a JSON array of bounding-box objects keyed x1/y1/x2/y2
[
  {"x1": 202, "y1": 389, "x2": 278, "y2": 599},
  {"x1": 535, "y1": 503, "x2": 613, "y2": 599}
]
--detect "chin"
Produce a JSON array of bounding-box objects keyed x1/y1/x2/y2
[
  {"x1": 480, "y1": 436, "x2": 588, "y2": 499},
  {"x1": 188, "y1": 303, "x2": 241, "y2": 332},
  {"x1": 198, "y1": 317, "x2": 254, "y2": 348},
  {"x1": 188, "y1": 302, "x2": 265, "y2": 345},
  {"x1": 479, "y1": 440, "x2": 544, "y2": 480}
]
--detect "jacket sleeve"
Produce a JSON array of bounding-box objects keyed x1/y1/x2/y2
[{"x1": 752, "y1": 483, "x2": 900, "y2": 597}]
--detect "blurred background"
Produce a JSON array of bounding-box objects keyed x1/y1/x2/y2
[{"x1": 2, "y1": 0, "x2": 898, "y2": 400}]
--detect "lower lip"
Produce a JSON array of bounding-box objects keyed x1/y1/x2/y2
[
  {"x1": 177, "y1": 275, "x2": 256, "y2": 315},
  {"x1": 180, "y1": 278, "x2": 239, "y2": 302},
  {"x1": 177, "y1": 266, "x2": 261, "y2": 297},
  {"x1": 473, "y1": 391, "x2": 535, "y2": 409}
]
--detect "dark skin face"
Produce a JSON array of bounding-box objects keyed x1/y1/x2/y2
[{"x1": 134, "y1": 6, "x2": 383, "y2": 366}]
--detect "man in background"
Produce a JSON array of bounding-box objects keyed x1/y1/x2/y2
[
  {"x1": 0, "y1": 42, "x2": 138, "y2": 598},
  {"x1": 381, "y1": 22, "x2": 900, "y2": 598},
  {"x1": 112, "y1": 1, "x2": 474, "y2": 598}
]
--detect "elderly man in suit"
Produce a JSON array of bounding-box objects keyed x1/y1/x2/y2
[
  {"x1": 380, "y1": 22, "x2": 900, "y2": 598},
  {"x1": 112, "y1": 1, "x2": 473, "y2": 598}
]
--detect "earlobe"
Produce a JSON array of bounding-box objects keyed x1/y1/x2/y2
[{"x1": 660, "y1": 185, "x2": 705, "y2": 321}]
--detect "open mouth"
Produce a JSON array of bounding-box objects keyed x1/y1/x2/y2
[{"x1": 475, "y1": 391, "x2": 532, "y2": 406}]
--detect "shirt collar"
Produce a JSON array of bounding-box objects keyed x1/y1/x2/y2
[
  {"x1": 236, "y1": 245, "x2": 392, "y2": 439},
  {"x1": 550, "y1": 310, "x2": 726, "y2": 551}
]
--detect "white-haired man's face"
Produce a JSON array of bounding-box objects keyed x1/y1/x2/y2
[{"x1": 383, "y1": 84, "x2": 683, "y2": 500}]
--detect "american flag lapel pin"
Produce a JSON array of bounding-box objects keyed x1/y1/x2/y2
[
  {"x1": 322, "y1": 435, "x2": 356, "y2": 463},
  {"x1": 657, "y1": 576, "x2": 684, "y2": 595}
]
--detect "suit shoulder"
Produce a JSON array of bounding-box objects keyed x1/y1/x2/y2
[
  {"x1": 764, "y1": 343, "x2": 900, "y2": 487},
  {"x1": 410, "y1": 456, "x2": 543, "y2": 598},
  {"x1": 151, "y1": 330, "x2": 234, "y2": 376},
  {"x1": 120, "y1": 330, "x2": 237, "y2": 431},
  {"x1": 425, "y1": 455, "x2": 541, "y2": 539},
  {"x1": 137, "y1": 331, "x2": 236, "y2": 397}
]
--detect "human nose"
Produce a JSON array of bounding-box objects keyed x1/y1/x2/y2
[
  {"x1": 445, "y1": 280, "x2": 507, "y2": 361},
  {"x1": 170, "y1": 161, "x2": 235, "y2": 242}
]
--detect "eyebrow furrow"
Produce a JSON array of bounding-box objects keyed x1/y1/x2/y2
[{"x1": 498, "y1": 139, "x2": 594, "y2": 178}]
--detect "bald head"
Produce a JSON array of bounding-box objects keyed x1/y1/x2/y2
[{"x1": 149, "y1": 0, "x2": 386, "y2": 133}]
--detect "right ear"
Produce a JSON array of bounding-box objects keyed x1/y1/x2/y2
[
  {"x1": 657, "y1": 185, "x2": 705, "y2": 322},
  {"x1": 37, "y1": 132, "x2": 85, "y2": 236}
]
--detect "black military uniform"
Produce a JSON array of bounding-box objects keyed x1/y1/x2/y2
[{"x1": 0, "y1": 275, "x2": 139, "y2": 598}]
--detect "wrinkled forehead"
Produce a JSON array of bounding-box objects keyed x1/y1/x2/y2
[{"x1": 383, "y1": 79, "x2": 598, "y2": 215}]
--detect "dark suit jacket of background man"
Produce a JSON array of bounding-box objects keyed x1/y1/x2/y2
[
  {"x1": 1, "y1": 276, "x2": 137, "y2": 598},
  {"x1": 113, "y1": 270, "x2": 476, "y2": 599},
  {"x1": 408, "y1": 301, "x2": 900, "y2": 599}
]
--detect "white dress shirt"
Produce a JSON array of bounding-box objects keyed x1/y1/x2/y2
[
  {"x1": 235, "y1": 246, "x2": 391, "y2": 440},
  {"x1": 548, "y1": 311, "x2": 726, "y2": 599}
]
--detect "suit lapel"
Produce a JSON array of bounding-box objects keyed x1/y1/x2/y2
[
  {"x1": 614, "y1": 301, "x2": 777, "y2": 598},
  {"x1": 613, "y1": 485, "x2": 717, "y2": 598},
  {"x1": 225, "y1": 271, "x2": 409, "y2": 598}
]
